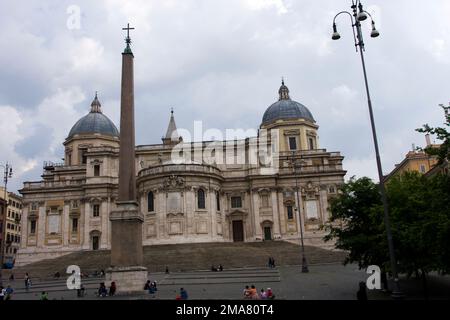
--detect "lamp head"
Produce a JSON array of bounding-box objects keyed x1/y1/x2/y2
[
  {"x1": 357, "y1": 3, "x2": 368, "y2": 21},
  {"x1": 370, "y1": 21, "x2": 380, "y2": 38},
  {"x1": 332, "y1": 23, "x2": 341, "y2": 40}
]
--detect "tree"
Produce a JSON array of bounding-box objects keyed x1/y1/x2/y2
[
  {"x1": 416, "y1": 104, "x2": 450, "y2": 164},
  {"x1": 324, "y1": 173, "x2": 450, "y2": 297},
  {"x1": 323, "y1": 177, "x2": 389, "y2": 270}
]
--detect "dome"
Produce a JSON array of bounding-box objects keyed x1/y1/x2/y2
[
  {"x1": 262, "y1": 81, "x2": 315, "y2": 125},
  {"x1": 67, "y1": 94, "x2": 119, "y2": 139}
]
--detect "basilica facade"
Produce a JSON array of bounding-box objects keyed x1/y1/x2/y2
[{"x1": 17, "y1": 82, "x2": 346, "y2": 266}]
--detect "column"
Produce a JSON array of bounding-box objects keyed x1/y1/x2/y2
[
  {"x1": 210, "y1": 190, "x2": 217, "y2": 239},
  {"x1": 20, "y1": 207, "x2": 28, "y2": 249},
  {"x1": 101, "y1": 201, "x2": 108, "y2": 248},
  {"x1": 252, "y1": 192, "x2": 262, "y2": 239},
  {"x1": 277, "y1": 191, "x2": 286, "y2": 236},
  {"x1": 158, "y1": 191, "x2": 166, "y2": 239},
  {"x1": 319, "y1": 189, "x2": 328, "y2": 223},
  {"x1": 271, "y1": 191, "x2": 281, "y2": 238},
  {"x1": 37, "y1": 205, "x2": 46, "y2": 248},
  {"x1": 63, "y1": 203, "x2": 70, "y2": 246},
  {"x1": 83, "y1": 202, "x2": 90, "y2": 249},
  {"x1": 186, "y1": 190, "x2": 195, "y2": 235}
]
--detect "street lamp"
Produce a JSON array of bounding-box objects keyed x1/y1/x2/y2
[
  {"x1": 0, "y1": 162, "x2": 13, "y2": 286},
  {"x1": 291, "y1": 152, "x2": 308, "y2": 273},
  {"x1": 331, "y1": 1, "x2": 403, "y2": 298}
]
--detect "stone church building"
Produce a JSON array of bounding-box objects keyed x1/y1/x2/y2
[{"x1": 17, "y1": 82, "x2": 346, "y2": 265}]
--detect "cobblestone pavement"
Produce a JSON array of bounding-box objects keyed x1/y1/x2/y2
[{"x1": 4, "y1": 264, "x2": 450, "y2": 300}]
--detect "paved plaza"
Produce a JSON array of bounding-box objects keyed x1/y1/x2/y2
[{"x1": 4, "y1": 263, "x2": 449, "y2": 301}]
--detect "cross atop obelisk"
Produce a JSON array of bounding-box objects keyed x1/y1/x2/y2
[{"x1": 122, "y1": 23, "x2": 135, "y2": 54}]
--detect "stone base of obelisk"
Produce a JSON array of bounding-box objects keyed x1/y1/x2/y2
[
  {"x1": 108, "y1": 201, "x2": 147, "y2": 293},
  {"x1": 106, "y1": 266, "x2": 148, "y2": 294}
]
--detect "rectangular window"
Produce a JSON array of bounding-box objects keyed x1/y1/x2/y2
[
  {"x1": 94, "y1": 165, "x2": 100, "y2": 177},
  {"x1": 93, "y1": 204, "x2": 100, "y2": 217},
  {"x1": 287, "y1": 205, "x2": 294, "y2": 220},
  {"x1": 231, "y1": 196, "x2": 242, "y2": 209},
  {"x1": 289, "y1": 137, "x2": 297, "y2": 150},
  {"x1": 72, "y1": 218, "x2": 78, "y2": 233},
  {"x1": 420, "y1": 164, "x2": 426, "y2": 173},
  {"x1": 309, "y1": 138, "x2": 315, "y2": 150},
  {"x1": 216, "y1": 192, "x2": 221, "y2": 211},
  {"x1": 31, "y1": 203, "x2": 37, "y2": 211},
  {"x1": 147, "y1": 192, "x2": 154, "y2": 212},
  {"x1": 81, "y1": 149, "x2": 87, "y2": 165}
]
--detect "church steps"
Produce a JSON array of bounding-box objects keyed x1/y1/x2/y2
[{"x1": 7, "y1": 241, "x2": 347, "y2": 281}]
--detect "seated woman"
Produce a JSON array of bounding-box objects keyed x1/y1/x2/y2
[
  {"x1": 98, "y1": 282, "x2": 108, "y2": 297},
  {"x1": 266, "y1": 288, "x2": 275, "y2": 300}
]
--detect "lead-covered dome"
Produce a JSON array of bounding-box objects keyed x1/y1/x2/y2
[
  {"x1": 262, "y1": 81, "x2": 315, "y2": 125},
  {"x1": 67, "y1": 94, "x2": 119, "y2": 139}
]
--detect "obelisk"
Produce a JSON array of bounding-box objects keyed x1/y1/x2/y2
[{"x1": 106, "y1": 24, "x2": 147, "y2": 293}]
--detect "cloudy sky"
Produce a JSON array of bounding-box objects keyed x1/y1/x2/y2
[{"x1": 0, "y1": 0, "x2": 448, "y2": 193}]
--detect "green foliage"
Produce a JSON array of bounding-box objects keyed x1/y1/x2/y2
[
  {"x1": 324, "y1": 173, "x2": 450, "y2": 276},
  {"x1": 416, "y1": 104, "x2": 450, "y2": 164},
  {"x1": 323, "y1": 177, "x2": 388, "y2": 270}
]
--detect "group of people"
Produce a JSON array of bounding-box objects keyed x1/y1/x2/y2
[
  {"x1": 211, "y1": 264, "x2": 224, "y2": 272},
  {"x1": 175, "y1": 288, "x2": 188, "y2": 300},
  {"x1": 268, "y1": 257, "x2": 276, "y2": 268},
  {"x1": 97, "y1": 281, "x2": 116, "y2": 297},
  {"x1": 0, "y1": 285, "x2": 14, "y2": 300},
  {"x1": 243, "y1": 285, "x2": 275, "y2": 300},
  {"x1": 144, "y1": 280, "x2": 158, "y2": 294}
]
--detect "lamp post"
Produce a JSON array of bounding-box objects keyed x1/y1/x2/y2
[
  {"x1": 291, "y1": 151, "x2": 308, "y2": 273},
  {"x1": 0, "y1": 162, "x2": 13, "y2": 286},
  {"x1": 331, "y1": 1, "x2": 403, "y2": 298}
]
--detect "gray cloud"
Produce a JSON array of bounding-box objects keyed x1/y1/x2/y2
[{"x1": 1, "y1": 0, "x2": 449, "y2": 193}]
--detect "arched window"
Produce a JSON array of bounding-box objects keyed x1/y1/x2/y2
[
  {"x1": 147, "y1": 191, "x2": 154, "y2": 212},
  {"x1": 198, "y1": 189, "x2": 206, "y2": 209}
]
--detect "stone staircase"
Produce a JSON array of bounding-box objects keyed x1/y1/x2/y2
[
  {"x1": 160, "y1": 267, "x2": 281, "y2": 285},
  {"x1": 4, "y1": 241, "x2": 347, "y2": 281}
]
